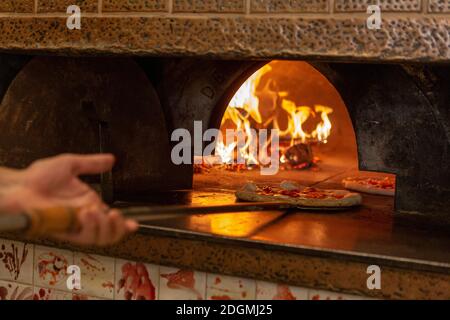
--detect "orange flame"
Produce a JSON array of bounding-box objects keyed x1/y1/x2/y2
[
  {"x1": 215, "y1": 141, "x2": 237, "y2": 164},
  {"x1": 280, "y1": 100, "x2": 312, "y2": 145},
  {"x1": 217, "y1": 62, "x2": 334, "y2": 165},
  {"x1": 312, "y1": 105, "x2": 333, "y2": 143},
  {"x1": 217, "y1": 65, "x2": 271, "y2": 163}
]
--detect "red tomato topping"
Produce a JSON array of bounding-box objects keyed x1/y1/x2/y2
[
  {"x1": 261, "y1": 186, "x2": 274, "y2": 194},
  {"x1": 279, "y1": 190, "x2": 301, "y2": 197},
  {"x1": 304, "y1": 192, "x2": 327, "y2": 199},
  {"x1": 380, "y1": 181, "x2": 394, "y2": 189},
  {"x1": 363, "y1": 177, "x2": 395, "y2": 189}
]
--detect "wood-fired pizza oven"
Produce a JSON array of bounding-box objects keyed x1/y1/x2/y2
[{"x1": 0, "y1": 0, "x2": 448, "y2": 227}]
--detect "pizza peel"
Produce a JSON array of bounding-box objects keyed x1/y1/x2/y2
[{"x1": 0, "y1": 201, "x2": 357, "y2": 236}]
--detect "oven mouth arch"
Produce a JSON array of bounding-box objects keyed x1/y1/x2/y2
[
  {"x1": 207, "y1": 59, "x2": 357, "y2": 150},
  {"x1": 154, "y1": 58, "x2": 449, "y2": 219}
]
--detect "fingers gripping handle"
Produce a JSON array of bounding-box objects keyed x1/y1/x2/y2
[
  {"x1": 0, "y1": 213, "x2": 29, "y2": 233},
  {"x1": 0, "y1": 208, "x2": 79, "y2": 236},
  {"x1": 27, "y1": 208, "x2": 80, "y2": 237}
]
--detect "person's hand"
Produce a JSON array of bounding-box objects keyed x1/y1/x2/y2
[{"x1": 0, "y1": 154, "x2": 138, "y2": 246}]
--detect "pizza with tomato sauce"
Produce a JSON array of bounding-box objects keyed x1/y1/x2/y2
[
  {"x1": 236, "y1": 181, "x2": 362, "y2": 208},
  {"x1": 342, "y1": 176, "x2": 395, "y2": 196}
]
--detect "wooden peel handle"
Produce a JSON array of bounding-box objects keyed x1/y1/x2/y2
[{"x1": 27, "y1": 207, "x2": 80, "y2": 237}]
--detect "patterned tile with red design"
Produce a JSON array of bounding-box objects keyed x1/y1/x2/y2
[
  {"x1": 34, "y1": 245, "x2": 73, "y2": 292},
  {"x1": 0, "y1": 280, "x2": 33, "y2": 300},
  {"x1": 309, "y1": 289, "x2": 364, "y2": 300},
  {"x1": 256, "y1": 281, "x2": 308, "y2": 300},
  {"x1": 0, "y1": 237, "x2": 379, "y2": 301},
  {"x1": 33, "y1": 287, "x2": 72, "y2": 300},
  {"x1": 74, "y1": 252, "x2": 115, "y2": 299},
  {"x1": 159, "y1": 267, "x2": 206, "y2": 300},
  {"x1": 206, "y1": 274, "x2": 256, "y2": 300},
  {"x1": 0, "y1": 239, "x2": 33, "y2": 285},
  {"x1": 115, "y1": 259, "x2": 159, "y2": 300},
  {"x1": 72, "y1": 293, "x2": 102, "y2": 300}
]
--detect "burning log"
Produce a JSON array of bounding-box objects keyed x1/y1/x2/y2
[{"x1": 282, "y1": 143, "x2": 314, "y2": 169}]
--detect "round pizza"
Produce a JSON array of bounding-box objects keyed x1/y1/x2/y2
[
  {"x1": 342, "y1": 176, "x2": 395, "y2": 196},
  {"x1": 235, "y1": 181, "x2": 362, "y2": 208}
]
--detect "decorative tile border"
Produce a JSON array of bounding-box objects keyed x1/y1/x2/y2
[
  {"x1": 428, "y1": 0, "x2": 450, "y2": 12},
  {"x1": 173, "y1": 0, "x2": 246, "y2": 13},
  {"x1": 0, "y1": 238, "x2": 373, "y2": 300},
  {"x1": 250, "y1": 0, "x2": 329, "y2": 13},
  {"x1": 334, "y1": 0, "x2": 422, "y2": 12},
  {"x1": 37, "y1": 0, "x2": 99, "y2": 13},
  {"x1": 102, "y1": 0, "x2": 168, "y2": 12},
  {"x1": 29, "y1": 0, "x2": 429, "y2": 13},
  {"x1": 0, "y1": 0, "x2": 34, "y2": 13}
]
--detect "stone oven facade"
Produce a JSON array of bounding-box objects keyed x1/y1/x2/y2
[
  {"x1": 0, "y1": 0, "x2": 449, "y2": 302},
  {"x1": 0, "y1": 0, "x2": 448, "y2": 61}
]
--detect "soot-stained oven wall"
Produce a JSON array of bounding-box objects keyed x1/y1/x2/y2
[{"x1": 0, "y1": 55, "x2": 192, "y2": 201}]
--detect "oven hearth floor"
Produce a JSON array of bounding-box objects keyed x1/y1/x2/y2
[{"x1": 116, "y1": 169, "x2": 450, "y2": 274}]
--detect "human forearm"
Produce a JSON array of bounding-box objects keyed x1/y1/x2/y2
[
  {"x1": 0, "y1": 167, "x2": 26, "y2": 212},
  {"x1": 0, "y1": 167, "x2": 24, "y2": 185},
  {"x1": 0, "y1": 155, "x2": 137, "y2": 245}
]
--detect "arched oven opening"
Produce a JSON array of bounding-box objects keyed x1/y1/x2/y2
[
  {"x1": 154, "y1": 58, "x2": 448, "y2": 226},
  {"x1": 193, "y1": 60, "x2": 396, "y2": 220}
]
